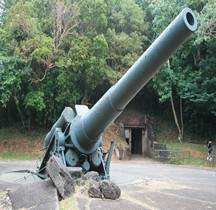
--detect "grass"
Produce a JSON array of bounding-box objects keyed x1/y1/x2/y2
[
  {"x1": 0, "y1": 191, "x2": 6, "y2": 198},
  {"x1": 164, "y1": 142, "x2": 215, "y2": 168},
  {"x1": 59, "y1": 184, "x2": 91, "y2": 210},
  {"x1": 154, "y1": 115, "x2": 215, "y2": 168},
  {"x1": 0, "y1": 153, "x2": 41, "y2": 160},
  {"x1": 59, "y1": 195, "x2": 78, "y2": 210},
  {"x1": 0, "y1": 126, "x2": 215, "y2": 168},
  {"x1": 0, "y1": 127, "x2": 45, "y2": 160}
]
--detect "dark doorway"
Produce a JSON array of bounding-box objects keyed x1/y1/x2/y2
[{"x1": 131, "y1": 128, "x2": 142, "y2": 154}]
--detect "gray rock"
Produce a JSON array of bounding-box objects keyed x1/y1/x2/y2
[
  {"x1": 100, "y1": 180, "x2": 121, "y2": 200},
  {"x1": 0, "y1": 180, "x2": 19, "y2": 191},
  {"x1": 8, "y1": 179, "x2": 59, "y2": 210},
  {"x1": 88, "y1": 181, "x2": 102, "y2": 198},
  {"x1": 46, "y1": 155, "x2": 75, "y2": 198},
  {"x1": 0, "y1": 191, "x2": 12, "y2": 210},
  {"x1": 83, "y1": 171, "x2": 100, "y2": 182},
  {"x1": 67, "y1": 167, "x2": 83, "y2": 178},
  {"x1": 75, "y1": 177, "x2": 86, "y2": 186}
]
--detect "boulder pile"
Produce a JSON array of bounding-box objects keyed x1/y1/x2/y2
[{"x1": 0, "y1": 155, "x2": 121, "y2": 210}]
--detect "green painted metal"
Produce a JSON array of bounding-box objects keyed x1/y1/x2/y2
[{"x1": 37, "y1": 7, "x2": 197, "y2": 179}]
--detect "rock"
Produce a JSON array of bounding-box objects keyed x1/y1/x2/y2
[
  {"x1": 67, "y1": 167, "x2": 83, "y2": 178},
  {"x1": 100, "y1": 180, "x2": 121, "y2": 200},
  {"x1": 46, "y1": 155, "x2": 75, "y2": 198},
  {"x1": 8, "y1": 179, "x2": 59, "y2": 210},
  {"x1": 83, "y1": 171, "x2": 100, "y2": 182},
  {"x1": 75, "y1": 177, "x2": 86, "y2": 186},
  {"x1": 0, "y1": 191, "x2": 12, "y2": 210},
  {"x1": 88, "y1": 181, "x2": 102, "y2": 198},
  {"x1": 81, "y1": 172, "x2": 121, "y2": 199}
]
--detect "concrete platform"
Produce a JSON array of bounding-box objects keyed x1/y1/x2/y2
[{"x1": 1, "y1": 159, "x2": 216, "y2": 210}]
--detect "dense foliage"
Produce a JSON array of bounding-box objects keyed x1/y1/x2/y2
[{"x1": 0, "y1": 0, "x2": 215, "y2": 139}]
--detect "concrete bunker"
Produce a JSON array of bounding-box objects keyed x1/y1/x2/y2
[{"x1": 115, "y1": 112, "x2": 156, "y2": 159}]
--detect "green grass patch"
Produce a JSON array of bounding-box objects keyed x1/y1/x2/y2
[
  {"x1": 0, "y1": 127, "x2": 46, "y2": 141},
  {"x1": 0, "y1": 127, "x2": 45, "y2": 160},
  {"x1": 165, "y1": 142, "x2": 215, "y2": 168},
  {"x1": 0, "y1": 127, "x2": 15, "y2": 139},
  {"x1": 0, "y1": 191, "x2": 6, "y2": 198},
  {"x1": 59, "y1": 195, "x2": 78, "y2": 210},
  {"x1": 0, "y1": 153, "x2": 40, "y2": 160},
  {"x1": 59, "y1": 184, "x2": 90, "y2": 210}
]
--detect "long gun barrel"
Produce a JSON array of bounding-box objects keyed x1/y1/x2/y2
[
  {"x1": 70, "y1": 7, "x2": 197, "y2": 152},
  {"x1": 38, "y1": 7, "x2": 197, "y2": 179}
]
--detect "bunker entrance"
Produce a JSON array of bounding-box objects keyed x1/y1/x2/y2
[
  {"x1": 131, "y1": 128, "x2": 142, "y2": 154},
  {"x1": 125, "y1": 127, "x2": 144, "y2": 156},
  {"x1": 121, "y1": 115, "x2": 155, "y2": 159}
]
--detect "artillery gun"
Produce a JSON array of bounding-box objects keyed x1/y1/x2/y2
[{"x1": 36, "y1": 8, "x2": 197, "y2": 179}]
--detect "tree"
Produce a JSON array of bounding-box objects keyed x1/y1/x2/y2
[
  {"x1": 78, "y1": 0, "x2": 109, "y2": 36},
  {"x1": 0, "y1": 0, "x2": 215, "y2": 138},
  {"x1": 0, "y1": 1, "x2": 36, "y2": 127},
  {"x1": 106, "y1": 0, "x2": 148, "y2": 84},
  {"x1": 0, "y1": 55, "x2": 26, "y2": 127},
  {"x1": 150, "y1": 0, "x2": 216, "y2": 139},
  {"x1": 176, "y1": 1, "x2": 216, "y2": 136},
  {"x1": 56, "y1": 34, "x2": 109, "y2": 105},
  {"x1": 24, "y1": 90, "x2": 45, "y2": 129},
  {"x1": 24, "y1": 0, "x2": 80, "y2": 83},
  {"x1": 148, "y1": 0, "x2": 189, "y2": 142},
  {"x1": 182, "y1": 0, "x2": 216, "y2": 116}
]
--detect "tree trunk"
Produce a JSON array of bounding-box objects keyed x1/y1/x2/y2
[
  {"x1": 14, "y1": 96, "x2": 25, "y2": 128},
  {"x1": 7, "y1": 104, "x2": 12, "y2": 126},
  {"x1": 27, "y1": 113, "x2": 31, "y2": 131},
  {"x1": 180, "y1": 97, "x2": 184, "y2": 140},
  {"x1": 167, "y1": 59, "x2": 183, "y2": 142},
  {"x1": 81, "y1": 89, "x2": 90, "y2": 105},
  {"x1": 170, "y1": 84, "x2": 183, "y2": 142}
]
